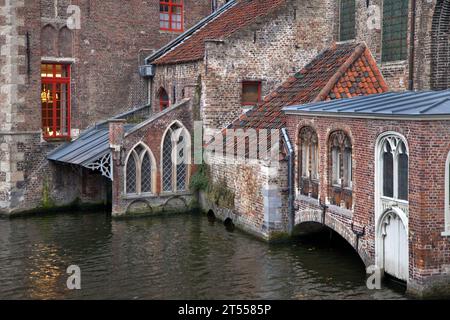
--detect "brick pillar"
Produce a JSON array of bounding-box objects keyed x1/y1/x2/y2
[{"x1": 109, "y1": 119, "x2": 126, "y2": 215}]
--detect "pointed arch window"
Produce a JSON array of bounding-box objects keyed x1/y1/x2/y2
[
  {"x1": 125, "y1": 144, "x2": 155, "y2": 195},
  {"x1": 159, "y1": 87, "x2": 169, "y2": 111},
  {"x1": 162, "y1": 123, "x2": 190, "y2": 193},
  {"x1": 328, "y1": 131, "x2": 353, "y2": 210},
  {"x1": 298, "y1": 127, "x2": 319, "y2": 199},
  {"x1": 379, "y1": 135, "x2": 409, "y2": 201}
]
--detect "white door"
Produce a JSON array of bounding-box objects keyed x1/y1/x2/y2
[{"x1": 382, "y1": 213, "x2": 408, "y2": 281}]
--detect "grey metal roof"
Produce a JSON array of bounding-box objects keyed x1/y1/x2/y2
[
  {"x1": 283, "y1": 90, "x2": 450, "y2": 118},
  {"x1": 144, "y1": 0, "x2": 236, "y2": 64}
]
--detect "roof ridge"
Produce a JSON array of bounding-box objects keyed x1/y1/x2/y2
[{"x1": 313, "y1": 43, "x2": 366, "y2": 102}]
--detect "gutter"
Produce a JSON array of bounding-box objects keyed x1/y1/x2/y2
[
  {"x1": 408, "y1": 0, "x2": 417, "y2": 91},
  {"x1": 281, "y1": 128, "x2": 295, "y2": 235}
]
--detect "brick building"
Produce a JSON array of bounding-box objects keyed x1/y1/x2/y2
[
  {"x1": 0, "y1": 0, "x2": 213, "y2": 214},
  {"x1": 283, "y1": 90, "x2": 450, "y2": 297}
]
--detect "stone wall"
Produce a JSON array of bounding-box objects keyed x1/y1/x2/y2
[{"x1": 0, "y1": 0, "x2": 211, "y2": 214}]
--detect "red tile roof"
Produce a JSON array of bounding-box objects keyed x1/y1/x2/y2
[
  {"x1": 229, "y1": 42, "x2": 389, "y2": 130},
  {"x1": 154, "y1": 0, "x2": 287, "y2": 65}
]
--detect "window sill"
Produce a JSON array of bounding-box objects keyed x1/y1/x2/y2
[{"x1": 442, "y1": 231, "x2": 450, "y2": 237}]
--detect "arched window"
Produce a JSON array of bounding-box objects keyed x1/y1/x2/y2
[
  {"x1": 125, "y1": 144, "x2": 155, "y2": 195},
  {"x1": 443, "y1": 152, "x2": 450, "y2": 236},
  {"x1": 58, "y1": 27, "x2": 73, "y2": 57},
  {"x1": 162, "y1": 122, "x2": 190, "y2": 193},
  {"x1": 382, "y1": 0, "x2": 409, "y2": 62},
  {"x1": 158, "y1": 87, "x2": 169, "y2": 111},
  {"x1": 41, "y1": 24, "x2": 57, "y2": 57},
  {"x1": 339, "y1": 0, "x2": 356, "y2": 41},
  {"x1": 379, "y1": 134, "x2": 409, "y2": 201},
  {"x1": 431, "y1": 0, "x2": 450, "y2": 89},
  {"x1": 328, "y1": 131, "x2": 353, "y2": 210},
  {"x1": 298, "y1": 127, "x2": 319, "y2": 199}
]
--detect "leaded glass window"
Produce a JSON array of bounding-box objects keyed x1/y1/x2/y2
[
  {"x1": 126, "y1": 154, "x2": 137, "y2": 194},
  {"x1": 382, "y1": 0, "x2": 409, "y2": 62},
  {"x1": 125, "y1": 143, "x2": 155, "y2": 195},
  {"x1": 340, "y1": 0, "x2": 356, "y2": 41}
]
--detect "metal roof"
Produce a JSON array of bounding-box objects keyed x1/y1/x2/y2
[
  {"x1": 47, "y1": 124, "x2": 132, "y2": 166},
  {"x1": 283, "y1": 90, "x2": 450, "y2": 118}
]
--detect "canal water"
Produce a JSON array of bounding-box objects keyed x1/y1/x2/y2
[{"x1": 0, "y1": 212, "x2": 406, "y2": 300}]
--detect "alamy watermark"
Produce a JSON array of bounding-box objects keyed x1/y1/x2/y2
[{"x1": 66, "y1": 265, "x2": 81, "y2": 290}]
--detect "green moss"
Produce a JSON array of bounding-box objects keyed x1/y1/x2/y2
[
  {"x1": 268, "y1": 231, "x2": 292, "y2": 243},
  {"x1": 206, "y1": 178, "x2": 235, "y2": 209},
  {"x1": 189, "y1": 164, "x2": 210, "y2": 192},
  {"x1": 41, "y1": 179, "x2": 55, "y2": 209}
]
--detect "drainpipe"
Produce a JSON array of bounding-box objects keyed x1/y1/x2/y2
[
  {"x1": 408, "y1": 0, "x2": 417, "y2": 91},
  {"x1": 281, "y1": 128, "x2": 295, "y2": 234}
]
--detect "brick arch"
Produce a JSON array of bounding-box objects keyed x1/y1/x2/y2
[
  {"x1": 41, "y1": 24, "x2": 57, "y2": 56},
  {"x1": 294, "y1": 120, "x2": 320, "y2": 146},
  {"x1": 58, "y1": 26, "x2": 73, "y2": 57},
  {"x1": 324, "y1": 123, "x2": 355, "y2": 147},
  {"x1": 295, "y1": 211, "x2": 370, "y2": 266},
  {"x1": 431, "y1": 0, "x2": 450, "y2": 89}
]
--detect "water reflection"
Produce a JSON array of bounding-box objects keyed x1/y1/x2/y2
[{"x1": 0, "y1": 212, "x2": 406, "y2": 300}]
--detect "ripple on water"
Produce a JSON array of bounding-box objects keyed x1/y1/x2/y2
[{"x1": 0, "y1": 212, "x2": 406, "y2": 300}]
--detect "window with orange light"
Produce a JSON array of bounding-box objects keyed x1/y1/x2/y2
[
  {"x1": 160, "y1": 0, "x2": 184, "y2": 32},
  {"x1": 41, "y1": 63, "x2": 71, "y2": 139}
]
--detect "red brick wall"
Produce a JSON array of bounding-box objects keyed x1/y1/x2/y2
[{"x1": 285, "y1": 113, "x2": 450, "y2": 291}]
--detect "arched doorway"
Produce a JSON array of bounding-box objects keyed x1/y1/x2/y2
[{"x1": 378, "y1": 209, "x2": 409, "y2": 282}]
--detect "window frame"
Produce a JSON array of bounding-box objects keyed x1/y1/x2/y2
[
  {"x1": 339, "y1": 0, "x2": 356, "y2": 41},
  {"x1": 158, "y1": 87, "x2": 170, "y2": 111},
  {"x1": 161, "y1": 121, "x2": 191, "y2": 194},
  {"x1": 298, "y1": 126, "x2": 319, "y2": 199},
  {"x1": 381, "y1": 0, "x2": 410, "y2": 63},
  {"x1": 328, "y1": 131, "x2": 353, "y2": 210},
  {"x1": 124, "y1": 143, "x2": 156, "y2": 196},
  {"x1": 241, "y1": 81, "x2": 262, "y2": 107},
  {"x1": 41, "y1": 63, "x2": 71, "y2": 140},
  {"x1": 159, "y1": 0, "x2": 184, "y2": 32},
  {"x1": 443, "y1": 152, "x2": 450, "y2": 236}
]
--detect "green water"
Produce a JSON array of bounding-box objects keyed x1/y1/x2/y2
[{"x1": 0, "y1": 212, "x2": 406, "y2": 299}]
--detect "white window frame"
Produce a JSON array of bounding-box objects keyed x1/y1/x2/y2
[
  {"x1": 160, "y1": 120, "x2": 192, "y2": 194},
  {"x1": 124, "y1": 142, "x2": 157, "y2": 196},
  {"x1": 443, "y1": 152, "x2": 450, "y2": 236}
]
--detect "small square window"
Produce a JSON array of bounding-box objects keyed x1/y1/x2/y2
[{"x1": 242, "y1": 81, "x2": 261, "y2": 106}]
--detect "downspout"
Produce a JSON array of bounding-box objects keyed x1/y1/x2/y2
[
  {"x1": 408, "y1": 0, "x2": 417, "y2": 91},
  {"x1": 281, "y1": 128, "x2": 295, "y2": 235}
]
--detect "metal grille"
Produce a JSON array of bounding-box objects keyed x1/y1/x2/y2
[
  {"x1": 141, "y1": 152, "x2": 152, "y2": 193},
  {"x1": 126, "y1": 155, "x2": 137, "y2": 194},
  {"x1": 162, "y1": 132, "x2": 173, "y2": 192},
  {"x1": 382, "y1": 0, "x2": 409, "y2": 62},
  {"x1": 339, "y1": 0, "x2": 355, "y2": 41}
]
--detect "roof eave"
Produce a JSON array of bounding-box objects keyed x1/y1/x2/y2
[{"x1": 283, "y1": 110, "x2": 450, "y2": 121}]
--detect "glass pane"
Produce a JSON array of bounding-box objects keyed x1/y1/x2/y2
[
  {"x1": 162, "y1": 133, "x2": 173, "y2": 192},
  {"x1": 242, "y1": 82, "x2": 260, "y2": 105},
  {"x1": 383, "y1": 151, "x2": 394, "y2": 197},
  {"x1": 398, "y1": 153, "x2": 408, "y2": 200},
  {"x1": 332, "y1": 147, "x2": 341, "y2": 185},
  {"x1": 382, "y1": 0, "x2": 409, "y2": 62},
  {"x1": 340, "y1": 0, "x2": 356, "y2": 41},
  {"x1": 126, "y1": 156, "x2": 137, "y2": 194},
  {"x1": 344, "y1": 148, "x2": 352, "y2": 188},
  {"x1": 141, "y1": 152, "x2": 152, "y2": 193}
]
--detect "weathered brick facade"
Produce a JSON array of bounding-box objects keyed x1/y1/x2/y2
[
  {"x1": 284, "y1": 109, "x2": 450, "y2": 297},
  {"x1": 0, "y1": 0, "x2": 211, "y2": 214}
]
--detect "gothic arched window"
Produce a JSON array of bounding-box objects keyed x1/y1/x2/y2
[
  {"x1": 328, "y1": 131, "x2": 353, "y2": 210},
  {"x1": 125, "y1": 144, "x2": 155, "y2": 195},
  {"x1": 431, "y1": 0, "x2": 450, "y2": 89},
  {"x1": 162, "y1": 122, "x2": 190, "y2": 193},
  {"x1": 158, "y1": 87, "x2": 169, "y2": 111},
  {"x1": 379, "y1": 134, "x2": 409, "y2": 201},
  {"x1": 298, "y1": 127, "x2": 319, "y2": 199}
]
